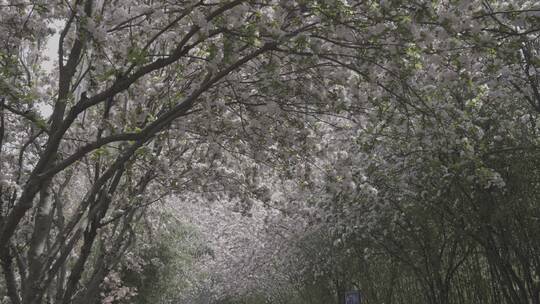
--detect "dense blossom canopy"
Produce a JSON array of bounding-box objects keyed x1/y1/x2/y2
[{"x1": 1, "y1": 0, "x2": 539, "y2": 304}]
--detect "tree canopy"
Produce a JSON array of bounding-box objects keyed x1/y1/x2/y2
[{"x1": 1, "y1": 0, "x2": 540, "y2": 304}]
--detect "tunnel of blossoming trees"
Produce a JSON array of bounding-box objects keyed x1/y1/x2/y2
[{"x1": 1, "y1": 1, "x2": 539, "y2": 303}]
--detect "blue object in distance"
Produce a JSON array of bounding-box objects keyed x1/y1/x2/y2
[{"x1": 345, "y1": 290, "x2": 361, "y2": 304}]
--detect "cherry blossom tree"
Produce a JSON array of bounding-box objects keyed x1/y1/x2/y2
[
  {"x1": 174, "y1": 1, "x2": 540, "y2": 303},
  {"x1": 254, "y1": 1, "x2": 540, "y2": 304},
  {"x1": 0, "y1": 0, "x2": 365, "y2": 303},
  {"x1": 2, "y1": 0, "x2": 540, "y2": 304}
]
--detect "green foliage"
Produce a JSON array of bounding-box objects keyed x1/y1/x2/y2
[
  {"x1": 127, "y1": 47, "x2": 149, "y2": 65},
  {"x1": 120, "y1": 216, "x2": 208, "y2": 304}
]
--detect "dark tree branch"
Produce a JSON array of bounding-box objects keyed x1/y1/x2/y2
[
  {"x1": 0, "y1": 103, "x2": 49, "y2": 134},
  {"x1": 1, "y1": 246, "x2": 21, "y2": 304}
]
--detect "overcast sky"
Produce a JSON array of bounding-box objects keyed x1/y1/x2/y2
[{"x1": 40, "y1": 21, "x2": 61, "y2": 117}]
